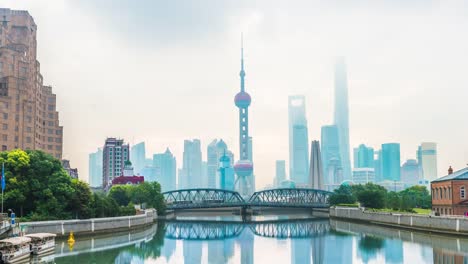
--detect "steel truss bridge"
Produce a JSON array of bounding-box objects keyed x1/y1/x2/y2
[
  {"x1": 163, "y1": 188, "x2": 332, "y2": 210},
  {"x1": 164, "y1": 219, "x2": 330, "y2": 240}
]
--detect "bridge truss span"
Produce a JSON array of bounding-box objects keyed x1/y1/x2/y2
[
  {"x1": 163, "y1": 188, "x2": 246, "y2": 210},
  {"x1": 248, "y1": 188, "x2": 332, "y2": 208}
]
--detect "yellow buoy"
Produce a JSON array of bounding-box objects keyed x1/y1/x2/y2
[{"x1": 67, "y1": 231, "x2": 75, "y2": 243}]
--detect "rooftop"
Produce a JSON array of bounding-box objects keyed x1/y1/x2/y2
[{"x1": 432, "y1": 167, "x2": 468, "y2": 183}]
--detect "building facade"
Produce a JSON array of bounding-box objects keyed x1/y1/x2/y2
[
  {"x1": 153, "y1": 148, "x2": 176, "y2": 192},
  {"x1": 418, "y1": 142, "x2": 438, "y2": 183},
  {"x1": 333, "y1": 57, "x2": 351, "y2": 180},
  {"x1": 130, "y1": 142, "x2": 146, "y2": 176},
  {"x1": 381, "y1": 143, "x2": 401, "y2": 182},
  {"x1": 309, "y1": 140, "x2": 323, "y2": 189},
  {"x1": 352, "y1": 168, "x2": 375, "y2": 185},
  {"x1": 400, "y1": 159, "x2": 419, "y2": 187},
  {"x1": 288, "y1": 95, "x2": 309, "y2": 187},
  {"x1": 179, "y1": 139, "x2": 202, "y2": 189},
  {"x1": 102, "y1": 138, "x2": 130, "y2": 189},
  {"x1": 89, "y1": 148, "x2": 103, "y2": 187},
  {"x1": 321, "y1": 125, "x2": 341, "y2": 186},
  {"x1": 275, "y1": 160, "x2": 286, "y2": 187},
  {"x1": 353, "y1": 144, "x2": 374, "y2": 169},
  {"x1": 0, "y1": 9, "x2": 63, "y2": 158},
  {"x1": 431, "y1": 167, "x2": 468, "y2": 216},
  {"x1": 111, "y1": 161, "x2": 144, "y2": 185},
  {"x1": 62, "y1": 159, "x2": 78, "y2": 179}
]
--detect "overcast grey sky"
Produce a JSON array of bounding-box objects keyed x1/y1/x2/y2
[{"x1": 4, "y1": 0, "x2": 468, "y2": 188}]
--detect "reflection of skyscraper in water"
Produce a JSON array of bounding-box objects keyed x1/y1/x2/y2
[
  {"x1": 323, "y1": 235, "x2": 352, "y2": 263},
  {"x1": 183, "y1": 240, "x2": 202, "y2": 264},
  {"x1": 208, "y1": 239, "x2": 235, "y2": 263},
  {"x1": 311, "y1": 235, "x2": 325, "y2": 264},
  {"x1": 385, "y1": 239, "x2": 403, "y2": 263},
  {"x1": 291, "y1": 239, "x2": 311, "y2": 264},
  {"x1": 162, "y1": 238, "x2": 176, "y2": 263},
  {"x1": 238, "y1": 228, "x2": 254, "y2": 264}
]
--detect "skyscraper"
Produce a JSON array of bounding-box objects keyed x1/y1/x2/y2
[
  {"x1": 381, "y1": 143, "x2": 401, "y2": 181},
  {"x1": 179, "y1": 139, "x2": 202, "y2": 189},
  {"x1": 401, "y1": 159, "x2": 419, "y2": 186},
  {"x1": 130, "y1": 142, "x2": 146, "y2": 175},
  {"x1": 275, "y1": 160, "x2": 286, "y2": 187},
  {"x1": 0, "y1": 9, "x2": 63, "y2": 159},
  {"x1": 310, "y1": 140, "x2": 323, "y2": 189},
  {"x1": 233, "y1": 38, "x2": 254, "y2": 197},
  {"x1": 321, "y1": 125, "x2": 341, "y2": 185},
  {"x1": 89, "y1": 148, "x2": 103, "y2": 187},
  {"x1": 103, "y1": 138, "x2": 130, "y2": 189},
  {"x1": 207, "y1": 139, "x2": 234, "y2": 188},
  {"x1": 219, "y1": 151, "x2": 235, "y2": 190},
  {"x1": 418, "y1": 142, "x2": 438, "y2": 182},
  {"x1": 153, "y1": 148, "x2": 176, "y2": 192},
  {"x1": 334, "y1": 57, "x2": 352, "y2": 180},
  {"x1": 288, "y1": 95, "x2": 309, "y2": 187},
  {"x1": 353, "y1": 144, "x2": 374, "y2": 168}
]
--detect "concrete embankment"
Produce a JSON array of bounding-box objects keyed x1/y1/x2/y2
[
  {"x1": 19, "y1": 209, "x2": 157, "y2": 237},
  {"x1": 330, "y1": 207, "x2": 468, "y2": 236}
]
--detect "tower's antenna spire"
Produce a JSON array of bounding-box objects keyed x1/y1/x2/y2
[{"x1": 240, "y1": 32, "x2": 245, "y2": 92}]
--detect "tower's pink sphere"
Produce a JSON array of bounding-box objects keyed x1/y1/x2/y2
[
  {"x1": 234, "y1": 92, "x2": 251, "y2": 108},
  {"x1": 234, "y1": 160, "x2": 253, "y2": 177}
]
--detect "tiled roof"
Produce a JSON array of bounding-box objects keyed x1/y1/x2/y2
[{"x1": 432, "y1": 167, "x2": 468, "y2": 183}]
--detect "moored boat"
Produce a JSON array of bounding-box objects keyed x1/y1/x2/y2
[
  {"x1": 24, "y1": 233, "x2": 56, "y2": 255},
  {"x1": 0, "y1": 237, "x2": 31, "y2": 263}
]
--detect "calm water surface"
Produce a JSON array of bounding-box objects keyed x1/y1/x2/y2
[{"x1": 49, "y1": 216, "x2": 468, "y2": 264}]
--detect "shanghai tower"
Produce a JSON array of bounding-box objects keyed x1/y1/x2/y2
[
  {"x1": 334, "y1": 57, "x2": 352, "y2": 181},
  {"x1": 233, "y1": 37, "x2": 254, "y2": 197}
]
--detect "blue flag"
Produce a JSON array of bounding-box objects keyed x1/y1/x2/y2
[{"x1": 1, "y1": 163, "x2": 5, "y2": 191}]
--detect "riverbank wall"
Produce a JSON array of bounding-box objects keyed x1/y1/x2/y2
[
  {"x1": 330, "y1": 207, "x2": 468, "y2": 235},
  {"x1": 19, "y1": 209, "x2": 157, "y2": 237}
]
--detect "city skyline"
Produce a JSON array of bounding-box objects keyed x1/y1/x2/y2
[{"x1": 5, "y1": 1, "x2": 468, "y2": 190}]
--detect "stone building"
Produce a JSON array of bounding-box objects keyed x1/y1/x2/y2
[
  {"x1": 431, "y1": 166, "x2": 468, "y2": 216},
  {"x1": 0, "y1": 9, "x2": 62, "y2": 158}
]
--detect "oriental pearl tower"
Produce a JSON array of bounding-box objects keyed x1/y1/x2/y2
[{"x1": 234, "y1": 36, "x2": 254, "y2": 197}]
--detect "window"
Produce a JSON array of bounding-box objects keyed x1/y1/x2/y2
[
  {"x1": 48, "y1": 129, "x2": 53, "y2": 134},
  {"x1": 1, "y1": 145, "x2": 6, "y2": 151},
  {"x1": 27, "y1": 106, "x2": 32, "y2": 113},
  {"x1": 48, "y1": 121, "x2": 54, "y2": 126},
  {"x1": 2, "y1": 124, "x2": 7, "y2": 130},
  {"x1": 26, "y1": 127, "x2": 32, "y2": 133},
  {"x1": 55, "y1": 145, "x2": 61, "y2": 151},
  {"x1": 26, "y1": 137, "x2": 31, "y2": 143},
  {"x1": 14, "y1": 136, "x2": 18, "y2": 142},
  {"x1": 55, "y1": 130, "x2": 61, "y2": 135},
  {"x1": 47, "y1": 105, "x2": 54, "y2": 111},
  {"x1": 47, "y1": 137, "x2": 53, "y2": 142},
  {"x1": 26, "y1": 116, "x2": 32, "y2": 123},
  {"x1": 2, "y1": 134, "x2": 6, "y2": 141},
  {"x1": 47, "y1": 145, "x2": 52, "y2": 150},
  {"x1": 461, "y1": 186, "x2": 466, "y2": 199},
  {"x1": 2, "y1": 113, "x2": 7, "y2": 120},
  {"x1": 55, "y1": 138, "x2": 61, "y2": 143},
  {"x1": 48, "y1": 113, "x2": 54, "y2": 119}
]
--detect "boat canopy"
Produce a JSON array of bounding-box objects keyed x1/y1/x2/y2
[
  {"x1": 0, "y1": 237, "x2": 31, "y2": 246},
  {"x1": 25, "y1": 233, "x2": 57, "y2": 240}
]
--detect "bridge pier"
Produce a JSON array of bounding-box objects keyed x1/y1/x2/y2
[{"x1": 241, "y1": 207, "x2": 253, "y2": 222}]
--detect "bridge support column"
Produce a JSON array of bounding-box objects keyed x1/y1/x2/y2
[{"x1": 241, "y1": 207, "x2": 253, "y2": 222}]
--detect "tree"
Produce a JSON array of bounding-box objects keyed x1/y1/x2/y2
[
  {"x1": 386, "y1": 192, "x2": 401, "y2": 210},
  {"x1": 68, "y1": 179, "x2": 93, "y2": 219},
  {"x1": 329, "y1": 184, "x2": 357, "y2": 205},
  {"x1": 109, "y1": 185, "x2": 131, "y2": 206},
  {"x1": 354, "y1": 183, "x2": 387, "y2": 209}
]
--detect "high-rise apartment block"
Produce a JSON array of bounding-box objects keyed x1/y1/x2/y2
[
  {"x1": 89, "y1": 148, "x2": 103, "y2": 187},
  {"x1": 288, "y1": 95, "x2": 309, "y2": 187},
  {"x1": 103, "y1": 138, "x2": 130, "y2": 189},
  {"x1": 401, "y1": 159, "x2": 419, "y2": 186},
  {"x1": 353, "y1": 144, "x2": 374, "y2": 169},
  {"x1": 0, "y1": 9, "x2": 63, "y2": 158},
  {"x1": 352, "y1": 168, "x2": 375, "y2": 184}
]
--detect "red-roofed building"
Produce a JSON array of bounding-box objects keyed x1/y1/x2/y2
[
  {"x1": 111, "y1": 161, "x2": 144, "y2": 186},
  {"x1": 431, "y1": 166, "x2": 468, "y2": 216}
]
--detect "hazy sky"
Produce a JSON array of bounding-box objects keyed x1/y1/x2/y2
[{"x1": 4, "y1": 0, "x2": 468, "y2": 188}]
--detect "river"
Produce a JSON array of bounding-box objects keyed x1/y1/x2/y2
[{"x1": 46, "y1": 216, "x2": 468, "y2": 264}]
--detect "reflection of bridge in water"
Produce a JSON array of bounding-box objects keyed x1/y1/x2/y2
[
  {"x1": 163, "y1": 188, "x2": 332, "y2": 213},
  {"x1": 164, "y1": 219, "x2": 330, "y2": 240}
]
